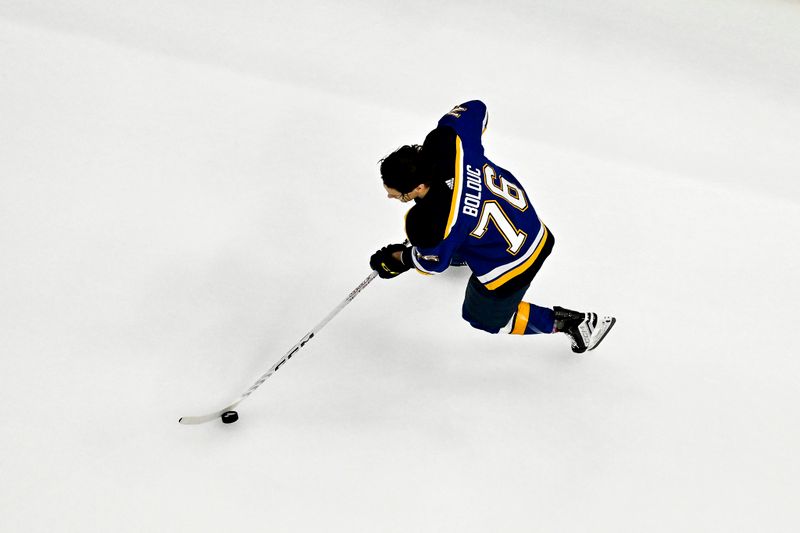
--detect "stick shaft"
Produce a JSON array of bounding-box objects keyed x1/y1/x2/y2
[
  {"x1": 179, "y1": 270, "x2": 379, "y2": 424},
  {"x1": 240, "y1": 270, "x2": 378, "y2": 400}
]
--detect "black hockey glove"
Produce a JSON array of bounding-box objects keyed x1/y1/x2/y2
[{"x1": 370, "y1": 243, "x2": 412, "y2": 279}]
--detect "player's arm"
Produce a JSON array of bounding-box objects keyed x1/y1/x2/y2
[
  {"x1": 437, "y1": 100, "x2": 489, "y2": 139},
  {"x1": 404, "y1": 235, "x2": 462, "y2": 276},
  {"x1": 370, "y1": 241, "x2": 450, "y2": 279}
]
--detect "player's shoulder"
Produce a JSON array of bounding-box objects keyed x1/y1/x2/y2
[
  {"x1": 405, "y1": 182, "x2": 452, "y2": 248},
  {"x1": 406, "y1": 207, "x2": 437, "y2": 249},
  {"x1": 423, "y1": 124, "x2": 457, "y2": 148},
  {"x1": 420, "y1": 126, "x2": 457, "y2": 182}
]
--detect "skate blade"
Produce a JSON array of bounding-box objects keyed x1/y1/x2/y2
[{"x1": 587, "y1": 316, "x2": 616, "y2": 351}]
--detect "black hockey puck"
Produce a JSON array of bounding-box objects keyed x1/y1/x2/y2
[{"x1": 221, "y1": 410, "x2": 239, "y2": 424}]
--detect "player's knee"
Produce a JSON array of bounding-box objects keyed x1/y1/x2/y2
[{"x1": 461, "y1": 306, "x2": 502, "y2": 334}]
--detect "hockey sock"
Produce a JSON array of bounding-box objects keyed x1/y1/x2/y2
[{"x1": 509, "y1": 301, "x2": 555, "y2": 335}]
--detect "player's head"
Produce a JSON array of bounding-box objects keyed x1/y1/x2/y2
[{"x1": 379, "y1": 144, "x2": 428, "y2": 202}]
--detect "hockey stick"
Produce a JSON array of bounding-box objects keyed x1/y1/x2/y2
[{"x1": 178, "y1": 270, "x2": 379, "y2": 424}]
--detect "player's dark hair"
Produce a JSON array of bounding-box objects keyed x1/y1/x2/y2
[{"x1": 379, "y1": 144, "x2": 425, "y2": 193}]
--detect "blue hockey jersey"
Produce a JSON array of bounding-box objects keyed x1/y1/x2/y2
[{"x1": 408, "y1": 100, "x2": 554, "y2": 292}]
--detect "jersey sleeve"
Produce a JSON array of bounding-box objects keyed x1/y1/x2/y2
[
  {"x1": 437, "y1": 100, "x2": 489, "y2": 144},
  {"x1": 408, "y1": 233, "x2": 464, "y2": 275}
]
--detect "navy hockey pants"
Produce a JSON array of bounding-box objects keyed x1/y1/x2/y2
[{"x1": 462, "y1": 275, "x2": 555, "y2": 335}]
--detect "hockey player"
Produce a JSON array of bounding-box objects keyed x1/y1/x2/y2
[{"x1": 370, "y1": 100, "x2": 614, "y2": 353}]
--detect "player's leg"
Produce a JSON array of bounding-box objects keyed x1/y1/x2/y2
[
  {"x1": 505, "y1": 300, "x2": 556, "y2": 335},
  {"x1": 461, "y1": 276, "x2": 616, "y2": 352},
  {"x1": 461, "y1": 275, "x2": 554, "y2": 335}
]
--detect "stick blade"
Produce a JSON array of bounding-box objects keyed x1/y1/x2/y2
[{"x1": 178, "y1": 401, "x2": 241, "y2": 425}]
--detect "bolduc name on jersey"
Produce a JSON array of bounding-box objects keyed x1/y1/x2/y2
[{"x1": 462, "y1": 165, "x2": 482, "y2": 217}]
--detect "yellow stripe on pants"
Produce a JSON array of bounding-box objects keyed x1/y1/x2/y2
[{"x1": 511, "y1": 301, "x2": 531, "y2": 335}]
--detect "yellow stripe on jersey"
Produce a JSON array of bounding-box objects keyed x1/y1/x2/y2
[
  {"x1": 511, "y1": 301, "x2": 530, "y2": 335},
  {"x1": 485, "y1": 226, "x2": 550, "y2": 291},
  {"x1": 443, "y1": 135, "x2": 463, "y2": 239}
]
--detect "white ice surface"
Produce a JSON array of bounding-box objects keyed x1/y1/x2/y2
[{"x1": 1, "y1": 1, "x2": 799, "y2": 532}]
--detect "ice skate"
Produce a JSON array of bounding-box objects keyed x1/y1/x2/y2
[{"x1": 554, "y1": 306, "x2": 616, "y2": 353}]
